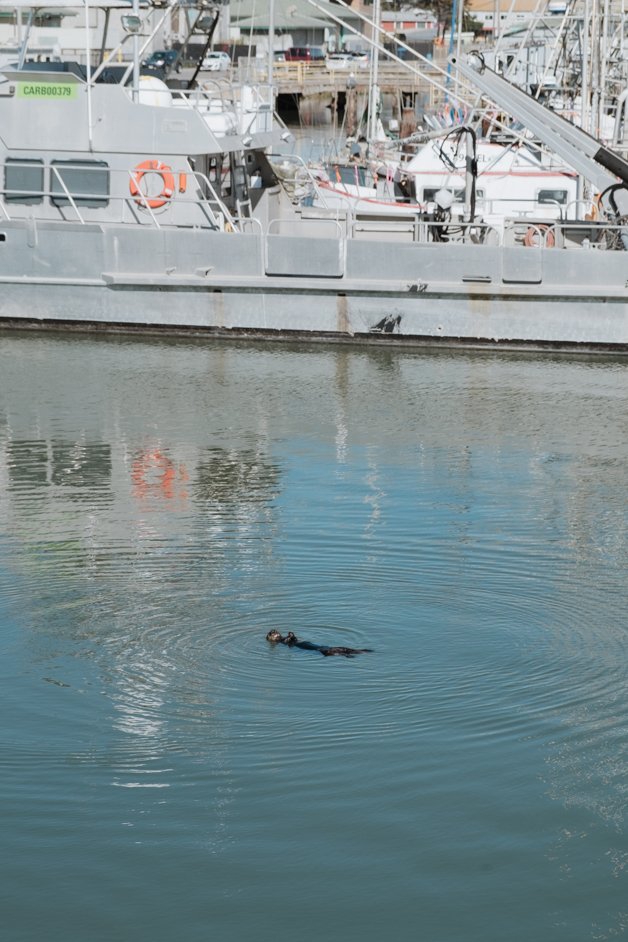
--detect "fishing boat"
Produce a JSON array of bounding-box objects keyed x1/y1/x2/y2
[
  {"x1": 300, "y1": 0, "x2": 595, "y2": 233},
  {"x1": 0, "y1": 0, "x2": 627, "y2": 353},
  {"x1": 308, "y1": 132, "x2": 582, "y2": 234}
]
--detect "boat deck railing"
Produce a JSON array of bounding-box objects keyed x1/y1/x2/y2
[
  {"x1": 133, "y1": 80, "x2": 274, "y2": 138},
  {"x1": 278, "y1": 212, "x2": 628, "y2": 251},
  {"x1": 0, "y1": 163, "x2": 237, "y2": 231},
  {"x1": 268, "y1": 154, "x2": 627, "y2": 248},
  {"x1": 1, "y1": 162, "x2": 626, "y2": 251}
]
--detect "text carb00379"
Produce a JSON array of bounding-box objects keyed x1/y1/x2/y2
[{"x1": 17, "y1": 83, "x2": 77, "y2": 99}]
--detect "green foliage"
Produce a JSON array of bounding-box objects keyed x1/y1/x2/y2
[{"x1": 463, "y1": 11, "x2": 484, "y2": 33}]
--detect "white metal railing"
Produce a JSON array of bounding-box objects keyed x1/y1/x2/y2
[
  {"x1": 565, "y1": 198, "x2": 601, "y2": 220},
  {"x1": 50, "y1": 165, "x2": 86, "y2": 225},
  {"x1": 121, "y1": 164, "x2": 239, "y2": 230},
  {"x1": 267, "y1": 216, "x2": 344, "y2": 240},
  {"x1": 1, "y1": 165, "x2": 627, "y2": 251},
  {"x1": 267, "y1": 152, "x2": 333, "y2": 211},
  {"x1": 504, "y1": 219, "x2": 628, "y2": 251},
  {"x1": 0, "y1": 163, "x2": 237, "y2": 232},
  {"x1": 122, "y1": 79, "x2": 274, "y2": 139}
]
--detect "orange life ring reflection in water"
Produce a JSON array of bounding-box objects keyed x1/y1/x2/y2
[{"x1": 132, "y1": 449, "x2": 189, "y2": 503}]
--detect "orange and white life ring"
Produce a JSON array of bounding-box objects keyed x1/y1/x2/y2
[
  {"x1": 524, "y1": 224, "x2": 555, "y2": 248},
  {"x1": 130, "y1": 160, "x2": 182, "y2": 209}
]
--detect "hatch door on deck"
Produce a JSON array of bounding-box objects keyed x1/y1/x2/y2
[
  {"x1": 501, "y1": 245, "x2": 543, "y2": 284},
  {"x1": 265, "y1": 217, "x2": 345, "y2": 278}
]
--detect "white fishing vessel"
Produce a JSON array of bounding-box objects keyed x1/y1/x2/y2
[
  {"x1": 303, "y1": 0, "x2": 589, "y2": 232},
  {"x1": 309, "y1": 133, "x2": 582, "y2": 234},
  {"x1": 0, "y1": 1, "x2": 627, "y2": 353}
]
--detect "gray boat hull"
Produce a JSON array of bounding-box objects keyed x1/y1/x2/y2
[{"x1": 1, "y1": 220, "x2": 627, "y2": 351}]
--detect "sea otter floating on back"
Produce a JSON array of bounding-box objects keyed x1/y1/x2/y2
[{"x1": 266, "y1": 630, "x2": 372, "y2": 658}]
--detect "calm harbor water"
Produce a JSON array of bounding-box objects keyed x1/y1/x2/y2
[{"x1": 1, "y1": 332, "x2": 627, "y2": 941}]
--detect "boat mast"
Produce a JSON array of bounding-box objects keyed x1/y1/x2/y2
[
  {"x1": 85, "y1": 0, "x2": 93, "y2": 148},
  {"x1": 16, "y1": 5, "x2": 34, "y2": 69},
  {"x1": 132, "y1": 0, "x2": 140, "y2": 100},
  {"x1": 368, "y1": 0, "x2": 380, "y2": 141},
  {"x1": 267, "y1": 0, "x2": 275, "y2": 85},
  {"x1": 590, "y1": 0, "x2": 602, "y2": 137}
]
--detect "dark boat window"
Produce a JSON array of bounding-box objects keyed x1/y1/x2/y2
[
  {"x1": 422, "y1": 187, "x2": 485, "y2": 202},
  {"x1": 537, "y1": 188, "x2": 567, "y2": 205},
  {"x1": 329, "y1": 164, "x2": 368, "y2": 187},
  {"x1": 4, "y1": 158, "x2": 45, "y2": 204},
  {"x1": 423, "y1": 188, "x2": 465, "y2": 202},
  {"x1": 50, "y1": 160, "x2": 109, "y2": 207}
]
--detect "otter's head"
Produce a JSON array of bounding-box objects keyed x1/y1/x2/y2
[{"x1": 266, "y1": 630, "x2": 283, "y2": 643}]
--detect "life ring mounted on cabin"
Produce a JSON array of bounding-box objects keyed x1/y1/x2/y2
[
  {"x1": 523, "y1": 223, "x2": 555, "y2": 248},
  {"x1": 129, "y1": 160, "x2": 187, "y2": 210}
]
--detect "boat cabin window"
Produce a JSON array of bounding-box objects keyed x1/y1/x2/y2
[
  {"x1": 33, "y1": 11, "x2": 63, "y2": 26},
  {"x1": 330, "y1": 165, "x2": 368, "y2": 187},
  {"x1": 424, "y1": 187, "x2": 464, "y2": 202},
  {"x1": 422, "y1": 187, "x2": 484, "y2": 202},
  {"x1": 4, "y1": 158, "x2": 45, "y2": 204},
  {"x1": 537, "y1": 188, "x2": 568, "y2": 205},
  {"x1": 50, "y1": 160, "x2": 109, "y2": 207}
]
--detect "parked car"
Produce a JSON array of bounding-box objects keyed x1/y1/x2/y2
[
  {"x1": 201, "y1": 51, "x2": 231, "y2": 72},
  {"x1": 326, "y1": 52, "x2": 369, "y2": 71},
  {"x1": 141, "y1": 49, "x2": 180, "y2": 73},
  {"x1": 284, "y1": 46, "x2": 325, "y2": 62}
]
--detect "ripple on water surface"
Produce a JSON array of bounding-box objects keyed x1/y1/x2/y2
[{"x1": 2, "y1": 339, "x2": 628, "y2": 942}]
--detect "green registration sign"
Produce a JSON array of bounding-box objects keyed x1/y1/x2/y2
[{"x1": 17, "y1": 82, "x2": 78, "y2": 100}]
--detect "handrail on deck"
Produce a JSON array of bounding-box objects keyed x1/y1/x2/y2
[
  {"x1": 49, "y1": 165, "x2": 85, "y2": 225},
  {"x1": 0, "y1": 164, "x2": 626, "y2": 251},
  {"x1": 267, "y1": 152, "x2": 333, "y2": 211},
  {"x1": 0, "y1": 163, "x2": 238, "y2": 232}
]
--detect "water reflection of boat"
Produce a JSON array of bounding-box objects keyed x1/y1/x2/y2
[{"x1": 0, "y1": 2, "x2": 627, "y2": 352}]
